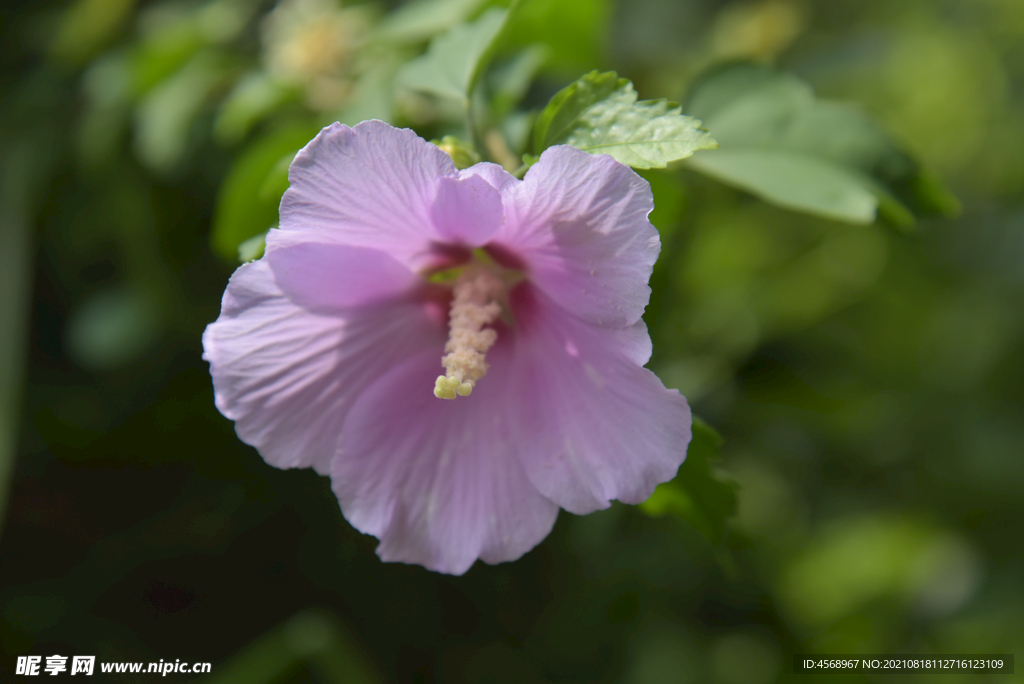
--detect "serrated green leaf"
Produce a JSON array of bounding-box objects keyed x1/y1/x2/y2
[
  {"x1": 534, "y1": 70, "x2": 623, "y2": 152},
  {"x1": 211, "y1": 124, "x2": 321, "y2": 261},
  {"x1": 564, "y1": 97, "x2": 719, "y2": 169},
  {"x1": 639, "y1": 417, "x2": 737, "y2": 543},
  {"x1": 684, "y1": 62, "x2": 958, "y2": 224},
  {"x1": 534, "y1": 70, "x2": 717, "y2": 169},
  {"x1": 396, "y1": 8, "x2": 508, "y2": 105}
]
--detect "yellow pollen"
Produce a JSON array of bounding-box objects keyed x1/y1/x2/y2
[{"x1": 433, "y1": 268, "x2": 503, "y2": 400}]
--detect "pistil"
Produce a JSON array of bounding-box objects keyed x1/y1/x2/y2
[{"x1": 433, "y1": 267, "x2": 504, "y2": 399}]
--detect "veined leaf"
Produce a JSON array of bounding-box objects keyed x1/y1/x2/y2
[
  {"x1": 640, "y1": 417, "x2": 737, "y2": 544},
  {"x1": 534, "y1": 70, "x2": 717, "y2": 169},
  {"x1": 534, "y1": 70, "x2": 622, "y2": 152}
]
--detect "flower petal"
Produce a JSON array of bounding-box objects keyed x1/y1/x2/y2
[
  {"x1": 430, "y1": 174, "x2": 504, "y2": 245},
  {"x1": 461, "y1": 161, "x2": 517, "y2": 194},
  {"x1": 202, "y1": 259, "x2": 445, "y2": 475},
  {"x1": 492, "y1": 145, "x2": 660, "y2": 328},
  {"x1": 332, "y1": 335, "x2": 559, "y2": 575},
  {"x1": 277, "y1": 120, "x2": 456, "y2": 270},
  {"x1": 506, "y1": 285, "x2": 691, "y2": 514},
  {"x1": 268, "y1": 242, "x2": 420, "y2": 313}
]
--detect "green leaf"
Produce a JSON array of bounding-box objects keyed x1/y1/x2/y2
[
  {"x1": 65, "y1": 283, "x2": 163, "y2": 371},
  {"x1": 684, "y1": 62, "x2": 958, "y2": 224},
  {"x1": 204, "y1": 609, "x2": 383, "y2": 684},
  {"x1": 497, "y1": 0, "x2": 608, "y2": 77},
  {"x1": 130, "y1": 13, "x2": 206, "y2": 95},
  {"x1": 133, "y1": 52, "x2": 226, "y2": 172},
  {"x1": 211, "y1": 124, "x2": 321, "y2": 261},
  {"x1": 638, "y1": 167, "x2": 687, "y2": 239},
  {"x1": 396, "y1": 7, "x2": 509, "y2": 106},
  {"x1": 237, "y1": 231, "x2": 268, "y2": 262},
  {"x1": 639, "y1": 417, "x2": 737, "y2": 543},
  {"x1": 214, "y1": 72, "x2": 297, "y2": 145},
  {"x1": 76, "y1": 52, "x2": 132, "y2": 167},
  {"x1": 49, "y1": 0, "x2": 137, "y2": 64},
  {"x1": 534, "y1": 70, "x2": 717, "y2": 169},
  {"x1": 130, "y1": 1, "x2": 255, "y2": 95},
  {"x1": 534, "y1": 70, "x2": 621, "y2": 152},
  {"x1": 336, "y1": 59, "x2": 401, "y2": 127},
  {"x1": 488, "y1": 44, "x2": 549, "y2": 121},
  {"x1": 0, "y1": 135, "x2": 56, "y2": 531},
  {"x1": 687, "y1": 150, "x2": 877, "y2": 224},
  {"x1": 374, "y1": 0, "x2": 489, "y2": 44},
  {"x1": 499, "y1": 109, "x2": 535, "y2": 157},
  {"x1": 432, "y1": 135, "x2": 481, "y2": 169},
  {"x1": 778, "y1": 516, "x2": 956, "y2": 626},
  {"x1": 258, "y1": 153, "x2": 293, "y2": 202}
]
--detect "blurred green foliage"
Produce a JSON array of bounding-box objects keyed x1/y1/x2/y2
[
  {"x1": 684, "y1": 63, "x2": 958, "y2": 225},
  {"x1": 212, "y1": 122, "x2": 320, "y2": 259},
  {"x1": 397, "y1": 7, "x2": 508, "y2": 106},
  {"x1": 639, "y1": 418, "x2": 736, "y2": 545},
  {"x1": 2, "y1": 0, "x2": 1024, "y2": 681}
]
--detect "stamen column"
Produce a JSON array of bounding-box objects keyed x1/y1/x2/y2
[{"x1": 433, "y1": 267, "x2": 503, "y2": 399}]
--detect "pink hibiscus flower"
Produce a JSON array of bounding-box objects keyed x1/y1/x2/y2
[{"x1": 202, "y1": 120, "x2": 691, "y2": 575}]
